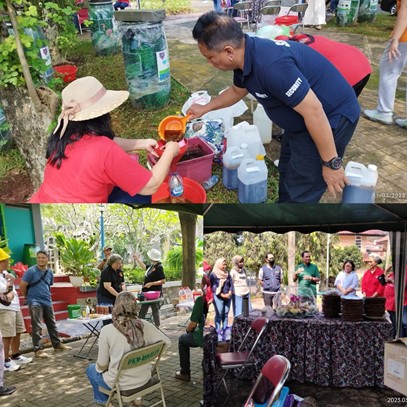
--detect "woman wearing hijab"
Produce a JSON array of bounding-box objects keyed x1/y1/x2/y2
[
  {"x1": 209, "y1": 258, "x2": 233, "y2": 336},
  {"x1": 230, "y1": 255, "x2": 251, "y2": 317},
  {"x1": 361, "y1": 255, "x2": 385, "y2": 298},
  {"x1": 86, "y1": 291, "x2": 171, "y2": 406},
  {"x1": 30, "y1": 76, "x2": 179, "y2": 203},
  {"x1": 133, "y1": 249, "x2": 165, "y2": 327}
]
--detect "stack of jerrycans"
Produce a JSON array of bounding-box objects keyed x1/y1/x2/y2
[{"x1": 223, "y1": 122, "x2": 268, "y2": 203}]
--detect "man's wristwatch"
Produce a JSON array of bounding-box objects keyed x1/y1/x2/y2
[{"x1": 321, "y1": 156, "x2": 343, "y2": 170}]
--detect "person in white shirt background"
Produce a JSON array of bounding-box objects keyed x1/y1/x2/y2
[
  {"x1": 0, "y1": 253, "x2": 16, "y2": 397},
  {"x1": 0, "y1": 248, "x2": 33, "y2": 372}
]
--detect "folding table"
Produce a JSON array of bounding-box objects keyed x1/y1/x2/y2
[{"x1": 69, "y1": 314, "x2": 112, "y2": 360}]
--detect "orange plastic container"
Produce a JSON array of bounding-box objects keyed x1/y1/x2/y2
[
  {"x1": 54, "y1": 65, "x2": 78, "y2": 83},
  {"x1": 152, "y1": 177, "x2": 206, "y2": 203}
]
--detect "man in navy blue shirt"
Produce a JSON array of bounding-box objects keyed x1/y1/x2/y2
[{"x1": 188, "y1": 12, "x2": 360, "y2": 203}]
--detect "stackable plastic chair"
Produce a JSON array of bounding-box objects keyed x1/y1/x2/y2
[
  {"x1": 215, "y1": 317, "x2": 268, "y2": 395},
  {"x1": 243, "y1": 354, "x2": 291, "y2": 407},
  {"x1": 99, "y1": 341, "x2": 167, "y2": 407}
]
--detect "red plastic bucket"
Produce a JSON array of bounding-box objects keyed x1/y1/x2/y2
[
  {"x1": 152, "y1": 177, "x2": 206, "y2": 203},
  {"x1": 275, "y1": 16, "x2": 298, "y2": 26},
  {"x1": 54, "y1": 65, "x2": 78, "y2": 83}
]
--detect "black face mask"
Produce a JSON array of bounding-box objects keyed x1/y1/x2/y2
[{"x1": 268, "y1": 260, "x2": 275, "y2": 266}]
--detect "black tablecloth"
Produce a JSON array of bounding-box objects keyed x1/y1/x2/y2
[{"x1": 203, "y1": 315, "x2": 393, "y2": 407}]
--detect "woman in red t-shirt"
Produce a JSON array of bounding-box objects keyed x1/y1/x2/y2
[
  {"x1": 30, "y1": 76, "x2": 179, "y2": 203},
  {"x1": 361, "y1": 255, "x2": 385, "y2": 298},
  {"x1": 201, "y1": 261, "x2": 213, "y2": 321},
  {"x1": 384, "y1": 265, "x2": 407, "y2": 338}
]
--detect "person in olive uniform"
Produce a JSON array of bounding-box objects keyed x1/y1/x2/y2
[{"x1": 133, "y1": 249, "x2": 165, "y2": 327}]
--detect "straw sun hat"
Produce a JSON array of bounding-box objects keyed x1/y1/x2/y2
[{"x1": 54, "y1": 76, "x2": 129, "y2": 138}]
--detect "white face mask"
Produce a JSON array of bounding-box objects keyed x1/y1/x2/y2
[{"x1": 0, "y1": 274, "x2": 8, "y2": 294}]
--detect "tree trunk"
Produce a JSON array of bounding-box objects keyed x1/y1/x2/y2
[
  {"x1": 0, "y1": 86, "x2": 57, "y2": 189},
  {"x1": 287, "y1": 231, "x2": 296, "y2": 285},
  {"x1": 44, "y1": 25, "x2": 68, "y2": 66},
  {"x1": 179, "y1": 212, "x2": 197, "y2": 289}
]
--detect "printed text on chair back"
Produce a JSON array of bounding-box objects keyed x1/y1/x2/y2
[{"x1": 122, "y1": 342, "x2": 165, "y2": 370}]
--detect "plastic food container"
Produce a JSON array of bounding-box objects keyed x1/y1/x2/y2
[
  {"x1": 144, "y1": 291, "x2": 161, "y2": 300},
  {"x1": 148, "y1": 137, "x2": 214, "y2": 183}
]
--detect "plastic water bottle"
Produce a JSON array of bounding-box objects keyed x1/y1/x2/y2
[
  {"x1": 85, "y1": 305, "x2": 90, "y2": 317},
  {"x1": 342, "y1": 162, "x2": 378, "y2": 203},
  {"x1": 253, "y1": 104, "x2": 272, "y2": 144},
  {"x1": 202, "y1": 175, "x2": 219, "y2": 191},
  {"x1": 169, "y1": 172, "x2": 185, "y2": 203}
]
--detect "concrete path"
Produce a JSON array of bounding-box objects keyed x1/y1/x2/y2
[
  {"x1": 164, "y1": 6, "x2": 407, "y2": 203},
  {"x1": 2, "y1": 298, "x2": 405, "y2": 407}
]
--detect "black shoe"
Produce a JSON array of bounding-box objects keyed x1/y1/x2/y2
[
  {"x1": 174, "y1": 371, "x2": 191, "y2": 381},
  {"x1": 0, "y1": 386, "x2": 16, "y2": 396}
]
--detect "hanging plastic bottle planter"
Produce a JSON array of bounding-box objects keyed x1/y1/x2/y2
[
  {"x1": 88, "y1": 0, "x2": 120, "y2": 56},
  {"x1": 6, "y1": 22, "x2": 54, "y2": 84},
  {"x1": 115, "y1": 9, "x2": 171, "y2": 109}
]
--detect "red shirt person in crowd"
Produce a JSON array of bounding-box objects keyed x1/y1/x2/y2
[
  {"x1": 384, "y1": 265, "x2": 407, "y2": 337},
  {"x1": 361, "y1": 255, "x2": 385, "y2": 297},
  {"x1": 201, "y1": 261, "x2": 213, "y2": 321}
]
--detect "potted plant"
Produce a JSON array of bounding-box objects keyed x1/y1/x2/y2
[
  {"x1": 80, "y1": 267, "x2": 101, "y2": 292},
  {"x1": 55, "y1": 233, "x2": 95, "y2": 287}
]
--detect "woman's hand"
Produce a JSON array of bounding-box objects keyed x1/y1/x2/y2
[
  {"x1": 139, "y1": 138, "x2": 158, "y2": 152},
  {"x1": 163, "y1": 141, "x2": 180, "y2": 158},
  {"x1": 144, "y1": 282, "x2": 153, "y2": 289},
  {"x1": 388, "y1": 40, "x2": 401, "y2": 62}
]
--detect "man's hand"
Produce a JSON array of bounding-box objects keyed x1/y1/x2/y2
[
  {"x1": 187, "y1": 103, "x2": 210, "y2": 120},
  {"x1": 322, "y1": 166, "x2": 348, "y2": 197}
]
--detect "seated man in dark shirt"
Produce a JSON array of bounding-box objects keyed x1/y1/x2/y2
[{"x1": 174, "y1": 295, "x2": 205, "y2": 381}]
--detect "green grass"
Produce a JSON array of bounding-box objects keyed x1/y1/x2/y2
[
  {"x1": 325, "y1": 12, "x2": 396, "y2": 37},
  {"x1": 0, "y1": 148, "x2": 26, "y2": 179}
]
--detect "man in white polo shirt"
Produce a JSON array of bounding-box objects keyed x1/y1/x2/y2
[{"x1": 0, "y1": 248, "x2": 33, "y2": 372}]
